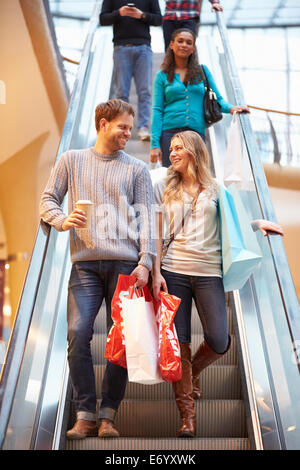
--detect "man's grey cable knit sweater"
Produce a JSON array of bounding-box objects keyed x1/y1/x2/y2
[{"x1": 40, "y1": 147, "x2": 156, "y2": 270}]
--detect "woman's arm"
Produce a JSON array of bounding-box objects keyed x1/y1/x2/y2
[
  {"x1": 203, "y1": 65, "x2": 249, "y2": 115},
  {"x1": 152, "y1": 211, "x2": 168, "y2": 300},
  {"x1": 151, "y1": 72, "x2": 165, "y2": 151}
]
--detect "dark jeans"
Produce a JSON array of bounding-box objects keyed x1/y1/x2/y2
[
  {"x1": 163, "y1": 18, "x2": 199, "y2": 51},
  {"x1": 67, "y1": 259, "x2": 137, "y2": 421},
  {"x1": 160, "y1": 127, "x2": 205, "y2": 167},
  {"x1": 162, "y1": 269, "x2": 228, "y2": 354}
]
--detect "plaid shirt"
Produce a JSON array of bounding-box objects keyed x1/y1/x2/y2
[{"x1": 164, "y1": 0, "x2": 219, "y2": 20}]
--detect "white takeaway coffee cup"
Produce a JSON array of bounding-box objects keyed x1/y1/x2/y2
[{"x1": 75, "y1": 200, "x2": 93, "y2": 228}]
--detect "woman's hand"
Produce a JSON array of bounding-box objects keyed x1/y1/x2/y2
[
  {"x1": 152, "y1": 271, "x2": 168, "y2": 301},
  {"x1": 230, "y1": 106, "x2": 250, "y2": 114},
  {"x1": 150, "y1": 148, "x2": 162, "y2": 163},
  {"x1": 251, "y1": 219, "x2": 284, "y2": 237}
]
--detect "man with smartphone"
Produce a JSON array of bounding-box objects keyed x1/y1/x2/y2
[{"x1": 100, "y1": 0, "x2": 162, "y2": 142}]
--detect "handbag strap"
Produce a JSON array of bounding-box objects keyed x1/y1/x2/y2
[
  {"x1": 200, "y1": 64, "x2": 209, "y2": 90},
  {"x1": 161, "y1": 187, "x2": 202, "y2": 259}
]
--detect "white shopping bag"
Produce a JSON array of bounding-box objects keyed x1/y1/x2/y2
[
  {"x1": 122, "y1": 288, "x2": 164, "y2": 385},
  {"x1": 149, "y1": 164, "x2": 168, "y2": 185},
  {"x1": 224, "y1": 112, "x2": 243, "y2": 188},
  {"x1": 224, "y1": 113, "x2": 253, "y2": 190}
]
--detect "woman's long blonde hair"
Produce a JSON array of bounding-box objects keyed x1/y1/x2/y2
[{"x1": 163, "y1": 131, "x2": 217, "y2": 205}]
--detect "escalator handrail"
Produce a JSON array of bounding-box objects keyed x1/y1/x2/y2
[
  {"x1": 0, "y1": 0, "x2": 102, "y2": 448},
  {"x1": 215, "y1": 11, "x2": 300, "y2": 364}
]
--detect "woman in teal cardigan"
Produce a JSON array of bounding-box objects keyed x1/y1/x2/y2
[{"x1": 150, "y1": 28, "x2": 249, "y2": 167}]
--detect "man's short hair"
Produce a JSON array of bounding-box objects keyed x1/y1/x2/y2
[{"x1": 95, "y1": 99, "x2": 135, "y2": 132}]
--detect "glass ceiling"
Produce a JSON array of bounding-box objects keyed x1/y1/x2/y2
[
  {"x1": 201, "y1": 0, "x2": 300, "y2": 27},
  {"x1": 49, "y1": 0, "x2": 300, "y2": 27},
  {"x1": 49, "y1": 1, "x2": 95, "y2": 20}
]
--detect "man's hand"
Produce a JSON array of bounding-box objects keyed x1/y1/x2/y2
[
  {"x1": 130, "y1": 265, "x2": 149, "y2": 289},
  {"x1": 211, "y1": 3, "x2": 223, "y2": 12},
  {"x1": 62, "y1": 209, "x2": 87, "y2": 231},
  {"x1": 119, "y1": 6, "x2": 143, "y2": 18}
]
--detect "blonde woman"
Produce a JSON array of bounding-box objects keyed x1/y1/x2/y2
[{"x1": 152, "y1": 130, "x2": 283, "y2": 438}]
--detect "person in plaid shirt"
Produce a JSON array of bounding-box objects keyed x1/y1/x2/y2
[{"x1": 163, "y1": 0, "x2": 223, "y2": 50}]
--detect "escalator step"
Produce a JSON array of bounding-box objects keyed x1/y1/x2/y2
[
  {"x1": 66, "y1": 437, "x2": 250, "y2": 451},
  {"x1": 69, "y1": 399, "x2": 247, "y2": 439},
  {"x1": 113, "y1": 399, "x2": 247, "y2": 438}
]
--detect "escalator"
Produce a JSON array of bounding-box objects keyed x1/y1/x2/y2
[{"x1": 1, "y1": 2, "x2": 300, "y2": 451}]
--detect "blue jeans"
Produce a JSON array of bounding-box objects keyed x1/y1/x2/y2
[
  {"x1": 161, "y1": 269, "x2": 228, "y2": 354},
  {"x1": 160, "y1": 127, "x2": 205, "y2": 167},
  {"x1": 113, "y1": 44, "x2": 152, "y2": 129},
  {"x1": 67, "y1": 259, "x2": 137, "y2": 422}
]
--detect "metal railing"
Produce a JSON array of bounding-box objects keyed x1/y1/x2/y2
[{"x1": 247, "y1": 106, "x2": 300, "y2": 167}]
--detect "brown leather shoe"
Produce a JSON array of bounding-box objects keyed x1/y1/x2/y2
[
  {"x1": 66, "y1": 419, "x2": 98, "y2": 439},
  {"x1": 98, "y1": 419, "x2": 119, "y2": 438}
]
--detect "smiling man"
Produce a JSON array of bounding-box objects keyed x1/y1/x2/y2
[{"x1": 40, "y1": 99, "x2": 155, "y2": 439}]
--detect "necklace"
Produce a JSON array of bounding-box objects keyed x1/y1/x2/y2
[{"x1": 183, "y1": 184, "x2": 202, "y2": 211}]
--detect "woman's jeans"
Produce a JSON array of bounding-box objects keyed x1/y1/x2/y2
[
  {"x1": 67, "y1": 259, "x2": 137, "y2": 422},
  {"x1": 160, "y1": 127, "x2": 205, "y2": 167},
  {"x1": 113, "y1": 44, "x2": 152, "y2": 129},
  {"x1": 162, "y1": 269, "x2": 228, "y2": 354}
]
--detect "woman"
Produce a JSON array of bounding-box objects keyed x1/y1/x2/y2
[
  {"x1": 150, "y1": 28, "x2": 249, "y2": 167},
  {"x1": 152, "y1": 131, "x2": 283, "y2": 438}
]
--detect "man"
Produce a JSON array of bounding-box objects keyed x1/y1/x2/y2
[
  {"x1": 163, "y1": 0, "x2": 223, "y2": 50},
  {"x1": 100, "y1": 0, "x2": 162, "y2": 141},
  {"x1": 40, "y1": 99, "x2": 155, "y2": 439}
]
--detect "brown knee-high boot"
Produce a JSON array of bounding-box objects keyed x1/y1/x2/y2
[
  {"x1": 192, "y1": 336, "x2": 231, "y2": 399},
  {"x1": 172, "y1": 343, "x2": 196, "y2": 438}
]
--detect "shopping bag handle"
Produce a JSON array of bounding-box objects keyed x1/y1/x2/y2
[{"x1": 128, "y1": 284, "x2": 144, "y2": 299}]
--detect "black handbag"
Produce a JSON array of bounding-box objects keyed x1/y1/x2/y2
[{"x1": 200, "y1": 65, "x2": 223, "y2": 127}]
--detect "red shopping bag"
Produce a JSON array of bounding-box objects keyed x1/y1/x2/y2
[
  {"x1": 104, "y1": 274, "x2": 137, "y2": 369},
  {"x1": 156, "y1": 291, "x2": 182, "y2": 382}
]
